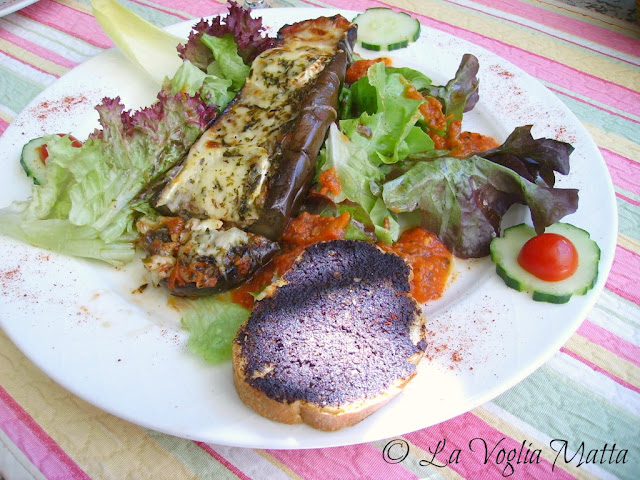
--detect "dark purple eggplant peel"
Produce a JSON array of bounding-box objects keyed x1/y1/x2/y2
[{"x1": 140, "y1": 15, "x2": 357, "y2": 296}]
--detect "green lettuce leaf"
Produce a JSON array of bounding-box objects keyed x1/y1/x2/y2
[
  {"x1": 340, "y1": 62, "x2": 434, "y2": 165},
  {"x1": 0, "y1": 90, "x2": 217, "y2": 265},
  {"x1": 201, "y1": 33, "x2": 250, "y2": 91},
  {"x1": 170, "y1": 60, "x2": 235, "y2": 108},
  {"x1": 317, "y1": 124, "x2": 399, "y2": 243},
  {"x1": 180, "y1": 295, "x2": 250, "y2": 363}
]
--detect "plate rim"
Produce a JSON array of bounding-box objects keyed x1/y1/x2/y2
[{"x1": 0, "y1": 6, "x2": 618, "y2": 449}]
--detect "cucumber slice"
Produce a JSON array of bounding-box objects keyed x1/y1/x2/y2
[
  {"x1": 490, "y1": 223, "x2": 600, "y2": 304},
  {"x1": 353, "y1": 8, "x2": 420, "y2": 51},
  {"x1": 20, "y1": 137, "x2": 49, "y2": 185}
]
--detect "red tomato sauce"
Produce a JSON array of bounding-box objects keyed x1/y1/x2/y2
[
  {"x1": 345, "y1": 57, "x2": 392, "y2": 83},
  {"x1": 230, "y1": 212, "x2": 350, "y2": 308},
  {"x1": 231, "y1": 216, "x2": 453, "y2": 308},
  {"x1": 404, "y1": 85, "x2": 499, "y2": 157},
  {"x1": 378, "y1": 227, "x2": 453, "y2": 303},
  {"x1": 317, "y1": 168, "x2": 342, "y2": 196}
]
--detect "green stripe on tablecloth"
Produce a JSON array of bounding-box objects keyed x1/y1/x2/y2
[
  {"x1": 74, "y1": 0, "x2": 184, "y2": 26},
  {"x1": 493, "y1": 364, "x2": 640, "y2": 479},
  {"x1": 147, "y1": 430, "x2": 242, "y2": 480},
  {"x1": 0, "y1": 65, "x2": 44, "y2": 114},
  {"x1": 553, "y1": 91, "x2": 640, "y2": 145},
  {"x1": 370, "y1": 439, "x2": 453, "y2": 480},
  {"x1": 618, "y1": 197, "x2": 640, "y2": 242},
  {"x1": 593, "y1": 290, "x2": 640, "y2": 331}
]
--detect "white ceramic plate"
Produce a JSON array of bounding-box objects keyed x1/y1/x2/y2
[
  {"x1": 0, "y1": 8, "x2": 617, "y2": 448},
  {"x1": 0, "y1": 0, "x2": 38, "y2": 17}
]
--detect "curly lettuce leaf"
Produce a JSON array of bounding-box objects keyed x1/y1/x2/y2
[
  {"x1": 316, "y1": 124, "x2": 399, "y2": 243},
  {"x1": 340, "y1": 62, "x2": 434, "y2": 165},
  {"x1": 178, "y1": 0, "x2": 275, "y2": 71},
  {"x1": 201, "y1": 33, "x2": 250, "y2": 91},
  {"x1": 0, "y1": 90, "x2": 217, "y2": 265},
  {"x1": 382, "y1": 155, "x2": 579, "y2": 258}
]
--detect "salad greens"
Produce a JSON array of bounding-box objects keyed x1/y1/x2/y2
[
  {"x1": 0, "y1": 91, "x2": 216, "y2": 265},
  {"x1": 317, "y1": 57, "x2": 578, "y2": 258},
  {"x1": 179, "y1": 295, "x2": 251, "y2": 363},
  {"x1": 0, "y1": 1, "x2": 581, "y2": 362}
]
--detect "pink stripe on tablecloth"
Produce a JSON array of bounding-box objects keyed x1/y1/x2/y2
[
  {"x1": 0, "y1": 119, "x2": 10, "y2": 137},
  {"x1": 195, "y1": 441, "x2": 251, "y2": 480},
  {"x1": 0, "y1": 386, "x2": 90, "y2": 480},
  {"x1": 547, "y1": 86, "x2": 640, "y2": 126},
  {"x1": 577, "y1": 320, "x2": 640, "y2": 368},
  {"x1": 315, "y1": 0, "x2": 640, "y2": 117},
  {"x1": 606, "y1": 246, "x2": 640, "y2": 305},
  {"x1": 601, "y1": 148, "x2": 640, "y2": 196},
  {"x1": 617, "y1": 192, "x2": 640, "y2": 208},
  {"x1": 19, "y1": 0, "x2": 112, "y2": 49},
  {"x1": 405, "y1": 412, "x2": 576, "y2": 479},
  {"x1": 560, "y1": 347, "x2": 640, "y2": 394},
  {"x1": 471, "y1": 0, "x2": 640, "y2": 58},
  {"x1": 267, "y1": 443, "x2": 416, "y2": 479},
  {"x1": 0, "y1": 28, "x2": 77, "y2": 69}
]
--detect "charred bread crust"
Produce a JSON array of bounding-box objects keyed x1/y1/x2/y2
[
  {"x1": 233, "y1": 240, "x2": 427, "y2": 431},
  {"x1": 246, "y1": 16, "x2": 357, "y2": 240}
]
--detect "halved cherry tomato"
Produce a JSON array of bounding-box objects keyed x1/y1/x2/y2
[
  {"x1": 517, "y1": 232, "x2": 579, "y2": 282},
  {"x1": 37, "y1": 133, "x2": 83, "y2": 165}
]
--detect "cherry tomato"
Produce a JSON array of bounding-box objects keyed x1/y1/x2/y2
[
  {"x1": 37, "y1": 133, "x2": 83, "y2": 165},
  {"x1": 517, "y1": 232, "x2": 579, "y2": 282}
]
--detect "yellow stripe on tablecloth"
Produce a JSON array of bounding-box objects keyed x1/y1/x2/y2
[
  {"x1": 0, "y1": 38, "x2": 68, "y2": 77},
  {"x1": 52, "y1": 0, "x2": 93, "y2": 15},
  {"x1": 472, "y1": 407, "x2": 601, "y2": 480},
  {"x1": 528, "y1": 0, "x2": 640, "y2": 36},
  {"x1": 0, "y1": 329, "x2": 202, "y2": 480},
  {"x1": 618, "y1": 233, "x2": 640, "y2": 255},
  {"x1": 585, "y1": 123, "x2": 640, "y2": 163},
  {"x1": 564, "y1": 334, "x2": 640, "y2": 389},
  {"x1": 253, "y1": 449, "x2": 306, "y2": 480},
  {"x1": 382, "y1": 0, "x2": 640, "y2": 92},
  {"x1": 0, "y1": 108, "x2": 14, "y2": 124}
]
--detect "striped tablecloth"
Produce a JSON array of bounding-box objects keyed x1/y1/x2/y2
[{"x1": 0, "y1": 0, "x2": 638, "y2": 479}]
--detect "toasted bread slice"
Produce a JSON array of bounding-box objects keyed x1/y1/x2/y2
[{"x1": 232, "y1": 240, "x2": 427, "y2": 431}]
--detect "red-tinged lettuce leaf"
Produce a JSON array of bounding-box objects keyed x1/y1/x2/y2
[
  {"x1": 1, "y1": 88, "x2": 218, "y2": 266},
  {"x1": 424, "y1": 53, "x2": 480, "y2": 121},
  {"x1": 382, "y1": 155, "x2": 579, "y2": 258},
  {"x1": 90, "y1": 89, "x2": 217, "y2": 183},
  {"x1": 480, "y1": 125, "x2": 574, "y2": 187},
  {"x1": 178, "y1": 0, "x2": 275, "y2": 70}
]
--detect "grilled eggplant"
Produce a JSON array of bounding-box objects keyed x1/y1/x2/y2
[
  {"x1": 137, "y1": 216, "x2": 279, "y2": 296},
  {"x1": 141, "y1": 15, "x2": 357, "y2": 296}
]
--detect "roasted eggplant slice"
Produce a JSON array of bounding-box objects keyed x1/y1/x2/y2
[
  {"x1": 142, "y1": 15, "x2": 356, "y2": 296},
  {"x1": 153, "y1": 15, "x2": 356, "y2": 239},
  {"x1": 137, "y1": 216, "x2": 279, "y2": 296}
]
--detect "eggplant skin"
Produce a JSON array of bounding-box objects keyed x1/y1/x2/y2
[
  {"x1": 248, "y1": 16, "x2": 357, "y2": 240},
  {"x1": 141, "y1": 16, "x2": 356, "y2": 296},
  {"x1": 137, "y1": 217, "x2": 279, "y2": 297},
  {"x1": 153, "y1": 15, "x2": 357, "y2": 240}
]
